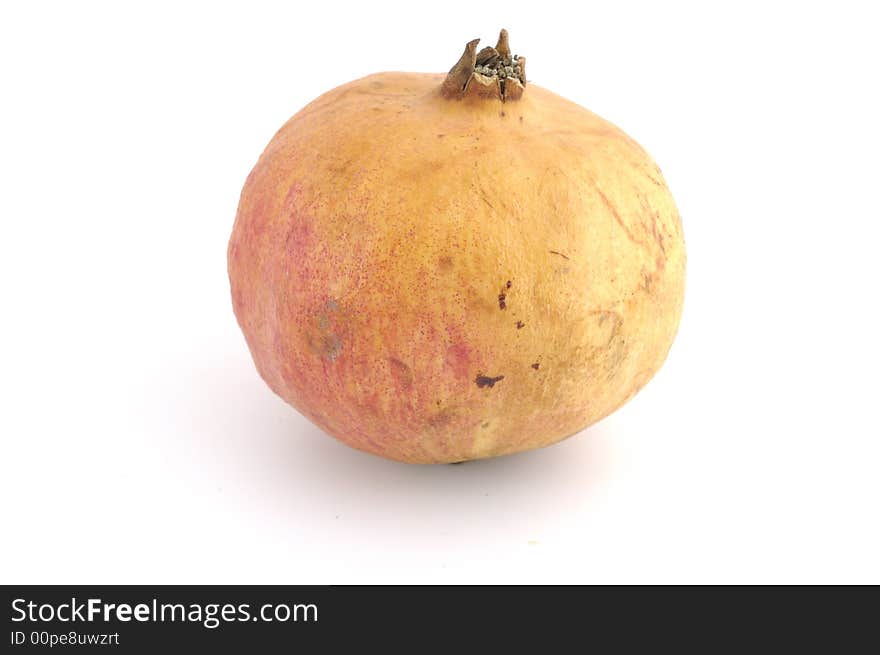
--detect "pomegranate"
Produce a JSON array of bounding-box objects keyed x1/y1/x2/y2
[{"x1": 228, "y1": 30, "x2": 686, "y2": 463}]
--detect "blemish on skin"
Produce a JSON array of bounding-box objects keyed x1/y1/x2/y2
[
  {"x1": 531, "y1": 362, "x2": 540, "y2": 370},
  {"x1": 591, "y1": 183, "x2": 645, "y2": 247},
  {"x1": 323, "y1": 335, "x2": 342, "y2": 361},
  {"x1": 516, "y1": 321, "x2": 525, "y2": 329},
  {"x1": 308, "y1": 298, "x2": 348, "y2": 362},
  {"x1": 481, "y1": 421, "x2": 490, "y2": 429},
  {"x1": 549, "y1": 250, "x2": 570, "y2": 260},
  {"x1": 428, "y1": 408, "x2": 455, "y2": 428},
  {"x1": 498, "y1": 281, "x2": 512, "y2": 309},
  {"x1": 438, "y1": 256, "x2": 454, "y2": 272},
  {"x1": 500, "y1": 111, "x2": 506, "y2": 117},
  {"x1": 590, "y1": 310, "x2": 624, "y2": 347},
  {"x1": 437, "y1": 134, "x2": 446, "y2": 138},
  {"x1": 388, "y1": 358, "x2": 413, "y2": 389},
  {"x1": 475, "y1": 374, "x2": 505, "y2": 388},
  {"x1": 519, "y1": 116, "x2": 524, "y2": 123}
]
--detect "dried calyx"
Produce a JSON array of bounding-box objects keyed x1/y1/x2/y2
[{"x1": 441, "y1": 29, "x2": 526, "y2": 101}]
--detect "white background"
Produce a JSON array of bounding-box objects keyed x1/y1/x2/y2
[{"x1": 2, "y1": 1, "x2": 878, "y2": 584}]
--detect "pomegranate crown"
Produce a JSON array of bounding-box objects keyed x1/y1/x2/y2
[{"x1": 441, "y1": 29, "x2": 526, "y2": 102}]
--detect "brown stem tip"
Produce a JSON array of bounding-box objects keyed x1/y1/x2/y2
[
  {"x1": 441, "y1": 29, "x2": 526, "y2": 102},
  {"x1": 495, "y1": 28, "x2": 511, "y2": 59},
  {"x1": 441, "y1": 38, "x2": 480, "y2": 98}
]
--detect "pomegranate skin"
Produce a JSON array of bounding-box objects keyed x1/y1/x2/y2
[{"x1": 228, "y1": 71, "x2": 685, "y2": 463}]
